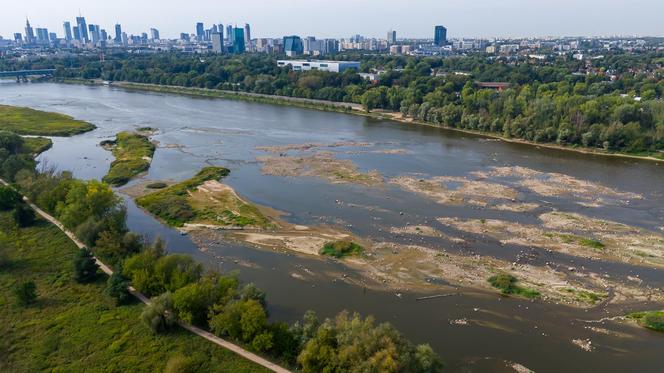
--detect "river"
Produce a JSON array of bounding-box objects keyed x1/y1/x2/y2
[{"x1": 1, "y1": 81, "x2": 663, "y2": 372}]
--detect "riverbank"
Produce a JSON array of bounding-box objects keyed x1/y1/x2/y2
[
  {"x1": 52, "y1": 78, "x2": 664, "y2": 163},
  {"x1": 0, "y1": 104, "x2": 96, "y2": 136},
  {"x1": 0, "y1": 209, "x2": 269, "y2": 372}
]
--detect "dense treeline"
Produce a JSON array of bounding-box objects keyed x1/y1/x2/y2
[
  {"x1": 1, "y1": 126, "x2": 443, "y2": 371},
  {"x1": 3, "y1": 51, "x2": 662, "y2": 154}
]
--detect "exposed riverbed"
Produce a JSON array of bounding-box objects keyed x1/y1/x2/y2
[{"x1": 2, "y1": 81, "x2": 664, "y2": 372}]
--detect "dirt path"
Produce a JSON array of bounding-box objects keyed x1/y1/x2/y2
[{"x1": 0, "y1": 178, "x2": 291, "y2": 373}]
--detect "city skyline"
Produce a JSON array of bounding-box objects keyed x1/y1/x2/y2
[{"x1": 2, "y1": 0, "x2": 664, "y2": 40}]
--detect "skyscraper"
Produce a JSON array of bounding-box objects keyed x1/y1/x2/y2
[
  {"x1": 76, "y1": 16, "x2": 89, "y2": 43},
  {"x1": 283, "y1": 36, "x2": 303, "y2": 57},
  {"x1": 196, "y1": 22, "x2": 205, "y2": 41},
  {"x1": 114, "y1": 24, "x2": 122, "y2": 42},
  {"x1": 226, "y1": 25, "x2": 233, "y2": 44},
  {"x1": 24, "y1": 19, "x2": 35, "y2": 44},
  {"x1": 36, "y1": 28, "x2": 49, "y2": 44},
  {"x1": 232, "y1": 28, "x2": 245, "y2": 53},
  {"x1": 218, "y1": 24, "x2": 224, "y2": 41},
  {"x1": 73, "y1": 26, "x2": 79, "y2": 41},
  {"x1": 89, "y1": 24, "x2": 100, "y2": 44},
  {"x1": 63, "y1": 21, "x2": 72, "y2": 41},
  {"x1": 387, "y1": 30, "x2": 397, "y2": 44},
  {"x1": 150, "y1": 28, "x2": 160, "y2": 41},
  {"x1": 211, "y1": 32, "x2": 224, "y2": 53},
  {"x1": 244, "y1": 23, "x2": 251, "y2": 50},
  {"x1": 434, "y1": 25, "x2": 447, "y2": 46}
]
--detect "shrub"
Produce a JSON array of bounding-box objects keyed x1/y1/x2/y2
[
  {"x1": 488, "y1": 273, "x2": 540, "y2": 299},
  {"x1": 146, "y1": 182, "x2": 168, "y2": 189},
  {"x1": 0, "y1": 185, "x2": 21, "y2": 210},
  {"x1": 13, "y1": 280, "x2": 37, "y2": 306},
  {"x1": 105, "y1": 273, "x2": 132, "y2": 305},
  {"x1": 164, "y1": 355, "x2": 198, "y2": 373},
  {"x1": 13, "y1": 203, "x2": 35, "y2": 227},
  {"x1": 320, "y1": 240, "x2": 364, "y2": 258},
  {"x1": 73, "y1": 248, "x2": 100, "y2": 283},
  {"x1": 141, "y1": 292, "x2": 176, "y2": 333}
]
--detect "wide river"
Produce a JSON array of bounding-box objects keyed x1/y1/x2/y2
[{"x1": 2, "y1": 82, "x2": 663, "y2": 372}]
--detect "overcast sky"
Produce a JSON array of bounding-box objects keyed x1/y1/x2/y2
[{"x1": 2, "y1": 0, "x2": 663, "y2": 40}]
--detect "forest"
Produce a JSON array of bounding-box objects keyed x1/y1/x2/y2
[{"x1": 2, "y1": 50, "x2": 663, "y2": 155}]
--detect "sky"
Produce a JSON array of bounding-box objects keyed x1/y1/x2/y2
[{"x1": 2, "y1": 0, "x2": 663, "y2": 40}]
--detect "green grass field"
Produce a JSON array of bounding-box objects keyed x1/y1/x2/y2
[
  {"x1": 102, "y1": 131, "x2": 156, "y2": 186},
  {"x1": 21, "y1": 137, "x2": 53, "y2": 155},
  {"x1": 0, "y1": 212, "x2": 267, "y2": 372},
  {"x1": 0, "y1": 105, "x2": 95, "y2": 136},
  {"x1": 628, "y1": 311, "x2": 664, "y2": 332},
  {"x1": 488, "y1": 273, "x2": 541, "y2": 299}
]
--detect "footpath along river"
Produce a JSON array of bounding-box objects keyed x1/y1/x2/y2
[{"x1": 2, "y1": 81, "x2": 663, "y2": 372}]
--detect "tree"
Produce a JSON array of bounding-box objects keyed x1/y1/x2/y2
[
  {"x1": 13, "y1": 203, "x2": 35, "y2": 227},
  {"x1": 105, "y1": 273, "x2": 132, "y2": 305},
  {"x1": 13, "y1": 280, "x2": 37, "y2": 306},
  {"x1": 0, "y1": 185, "x2": 21, "y2": 210},
  {"x1": 209, "y1": 299, "x2": 269, "y2": 346},
  {"x1": 73, "y1": 248, "x2": 99, "y2": 283},
  {"x1": 141, "y1": 292, "x2": 176, "y2": 333}
]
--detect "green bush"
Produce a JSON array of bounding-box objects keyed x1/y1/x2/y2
[
  {"x1": 12, "y1": 280, "x2": 37, "y2": 306},
  {"x1": 12, "y1": 203, "x2": 35, "y2": 227},
  {"x1": 141, "y1": 292, "x2": 177, "y2": 334},
  {"x1": 0, "y1": 185, "x2": 21, "y2": 210},
  {"x1": 320, "y1": 240, "x2": 364, "y2": 258},
  {"x1": 73, "y1": 248, "x2": 100, "y2": 283},
  {"x1": 105, "y1": 273, "x2": 132, "y2": 305},
  {"x1": 146, "y1": 182, "x2": 168, "y2": 189},
  {"x1": 488, "y1": 273, "x2": 541, "y2": 299}
]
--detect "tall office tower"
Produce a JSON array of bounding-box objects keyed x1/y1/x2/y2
[
  {"x1": 244, "y1": 23, "x2": 251, "y2": 50},
  {"x1": 180, "y1": 33, "x2": 189, "y2": 41},
  {"x1": 211, "y1": 24, "x2": 218, "y2": 34},
  {"x1": 100, "y1": 29, "x2": 108, "y2": 41},
  {"x1": 121, "y1": 32, "x2": 128, "y2": 47},
  {"x1": 196, "y1": 22, "x2": 205, "y2": 41},
  {"x1": 226, "y1": 25, "x2": 233, "y2": 43},
  {"x1": 217, "y1": 24, "x2": 224, "y2": 44},
  {"x1": 211, "y1": 32, "x2": 224, "y2": 53},
  {"x1": 36, "y1": 28, "x2": 49, "y2": 43},
  {"x1": 73, "y1": 26, "x2": 79, "y2": 41},
  {"x1": 89, "y1": 24, "x2": 100, "y2": 44},
  {"x1": 76, "y1": 16, "x2": 89, "y2": 42},
  {"x1": 150, "y1": 28, "x2": 160, "y2": 40},
  {"x1": 114, "y1": 24, "x2": 122, "y2": 42},
  {"x1": 24, "y1": 19, "x2": 35, "y2": 44},
  {"x1": 232, "y1": 28, "x2": 245, "y2": 53},
  {"x1": 63, "y1": 21, "x2": 72, "y2": 41},
  {"x1": 434, "y1": 25, "x2": 447, "y2": 46},
  {"x1": 387, "y1": 30, "x2": 397, "y2": 44},
  {"x1": 49, "y1": 32, "x2": 57, "y2": 43},
  {"x1": 14, "y1": 33, "x2": 22, "y2": 43},
  {"x1": 283, "y1": 35, "x2": 303, "y2": 57}
]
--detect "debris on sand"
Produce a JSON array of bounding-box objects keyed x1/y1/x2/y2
[
  {"x1": 571, "y1": 338, "x2": 594, "y2": 352},
  {"x1": 256, "y1": 141, "x2": 372, "y2": 153},
  {"x1": 508, "y1": 362, "x2": 535, "y2": 373}
]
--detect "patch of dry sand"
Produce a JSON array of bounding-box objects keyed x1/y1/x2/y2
[{"x1": 258, "y1": 152, "x2": 383, "y2": 186}]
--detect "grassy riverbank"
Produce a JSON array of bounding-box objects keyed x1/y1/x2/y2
[
  {"x1": 0, "y1": 212, "x2": 266, "y2": 372},
  {"x1": 102, "y1": 131, "x2": 156, "y2": 187},
  {"x1": 0, "y1": 104, "x2": 95, "y2": 136},
  {"x1": 21, "y1": 137, "x2": 52, "y2": 156},
  {"x1": 628, "y1": 311, "x2": 664, "y2": 332}
]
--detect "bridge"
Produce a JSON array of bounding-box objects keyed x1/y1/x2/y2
[{"x1": 0, "y1": 69, "x2": 56, "y2": 82}]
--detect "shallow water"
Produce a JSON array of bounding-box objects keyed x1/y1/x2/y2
[{"x1": 2, "y1": 81, "x2": 664, "y2": 372}]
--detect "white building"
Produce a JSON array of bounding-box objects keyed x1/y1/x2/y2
[{"x1": 277, "y1": 60, "x2": 360, "y2": 73}]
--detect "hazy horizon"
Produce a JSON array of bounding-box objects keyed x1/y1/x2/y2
[{"x1": 2, "y1": 0, "x2": 663, "y2": 40}]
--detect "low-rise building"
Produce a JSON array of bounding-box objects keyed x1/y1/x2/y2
[{"x1": 277, "y1": 60, "x2": 360, "y2": 73}]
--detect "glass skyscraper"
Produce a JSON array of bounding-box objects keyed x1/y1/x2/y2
[
  {"x1": 232, "y1": 28, "x2": 245, "y2": 53},
  {"x1": 434, "y1": 25, "x2": 447, "y2": 46},
  {"x1": 77, "y1": 16, "x2": 89, "y2": 42}
]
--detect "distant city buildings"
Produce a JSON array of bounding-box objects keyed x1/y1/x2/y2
[
  {"x1": 284, "y1": 35, "x2": 303, "y2": 56},
  {"x1": 211, "y1": 32, "x2": 224, "y2": 53},
  {"x1": 387, "y1": 30, "x2": 397, "y2": 45},
  {"x1": 434, "y1": 25, "x2": 447, "y2": 46},
  {"x1": 232, "y1": 28, "x2": 245, "y2": 53}
]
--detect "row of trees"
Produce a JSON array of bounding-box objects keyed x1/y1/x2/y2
[
  {"x1": 8, "y1": 50, "x2": 659, "y2": 154},
  {"x1": 2, "y1": 127, "x2": 443, "y2": 371}
]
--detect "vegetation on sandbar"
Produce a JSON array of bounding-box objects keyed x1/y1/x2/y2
[
  {"x1": 488, "y1": 273, "x2": 541, "y2": 299},
  {"x1": 320, "y1": 240, "x2": 364, "y2": 259},
  {"x1": 102, "y1": 131, "x2": 156, "y2": 187},
  {"x1": 0, "y1": 104, "x2": 95, "y2": 136},
  {"x1": 136, "y1": 167, "x2": 272, "y2": 228},
  {"x1": 628, "y1": 311, "x2": 664, "y2": 332}
]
